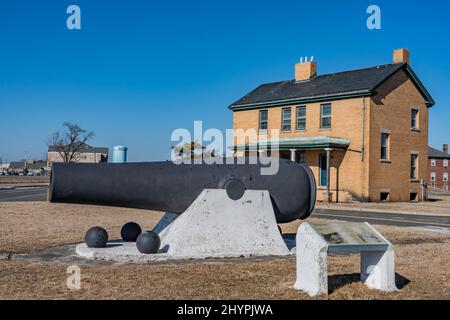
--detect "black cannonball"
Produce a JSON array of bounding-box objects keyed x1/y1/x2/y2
[
  {"x1": 121, "y1": 222, "x2": 142, "y2": 242},
  {"x1": 136, "y1": 231, "x2": 160, "y2": 254},
  {"x1": 85, "y1": 226, "x2": 108, "y2": 248}
]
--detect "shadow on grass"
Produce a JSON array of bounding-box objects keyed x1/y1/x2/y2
[
  {"x1": 328, "y1": 273, "x2": 411, "y2": 294},
  {"x1": 394, "y1": 273, "x2": 411, "y2": 289}
]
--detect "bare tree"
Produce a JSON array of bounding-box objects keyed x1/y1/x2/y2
[{"x1": 48, "y1": 122, "x2": 95, "y2": 163}]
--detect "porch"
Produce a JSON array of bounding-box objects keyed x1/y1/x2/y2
[{"x1": 233, "y1": 136, "x2": 351, "y2": 203}]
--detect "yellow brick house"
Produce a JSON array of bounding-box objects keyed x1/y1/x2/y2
[{"x1": 230, "y1": 49, "x2": 435, "y2": 202}]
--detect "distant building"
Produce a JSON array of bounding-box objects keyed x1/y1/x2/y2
[
  {"x1": 429, "y1": 144, "x2": 449, "y2": 191},
  {"x1": 0, "y1": 163, "x2": 9, "y2": 173},
  {"x1": 47, "y1": 143, "x2": 109, "y2": 170},
  {"x1": 8, "y1": 160, "x2": 48, "y2": 175}
]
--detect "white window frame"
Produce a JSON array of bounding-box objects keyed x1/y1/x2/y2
[
  {"x1": 444, "y1": 159, "x2": 448, "y2": 167},
  {"x1": 381, "y1": 132, "x2": 390, "y2": 161},
  {"x1": 259, "y1": 110, "x2": 268, "y2": 132},
  {"x1": 431, "y1": 172, "x2": 436, "y2": 181},
  {"x1": 320, "y1": 103, "x2": 332, "y2": 129},
  {"x1": 281, "y1": 107, "x2": 292, "y2": 132},
  {"x1": 296, "y1": 106, "x2": 307, "y2": 131},
  {"x1": 431, "y1": 159, "x2": 436, "y2": 166},
  {"x1": 444, "y1": 173, "x2": 449, "y2": 182},
  {"x1": 411, "y1": 108, "x2": 419, "y2": 129},
  {"x1": 410, "y1": 152, "x2": 418, "y2": 180}
]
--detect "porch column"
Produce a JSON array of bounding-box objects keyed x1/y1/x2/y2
[
  {"x1": 324, "y1": 148, "x2": 332, "y2": 203},
  {"x1": 290, "y1": 149, "x2": 297, "y2": 162}
]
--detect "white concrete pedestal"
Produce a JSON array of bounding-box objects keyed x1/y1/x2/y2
[
  {"x1": 156, "y1": 189, "x2": 290, "y2": 259},
  {"x1": 76, "y1": 189, "x2": 290, "y2": 262},
  {"x1": 294, "y1": 222, "x2": 398, "y2": 296},
  {"x1": 360, "y1": 249, "x2": 397, "y2": 291}
]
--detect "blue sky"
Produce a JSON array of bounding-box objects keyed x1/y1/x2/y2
[{"x1": 0, "y1": 0, "x2": 449, "y2": 162}]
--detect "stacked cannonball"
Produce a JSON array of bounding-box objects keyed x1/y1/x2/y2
[{"x1": 84, "y1": 222, "x2": 161, "y2": 254}]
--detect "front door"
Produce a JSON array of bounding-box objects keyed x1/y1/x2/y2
[{"x1": 319, "y1": 154, "x2": 328, "y2": 187}]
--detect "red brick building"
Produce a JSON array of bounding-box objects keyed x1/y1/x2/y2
[{"x1": 429, "y1": 144, "x2": 450, "y2": 191}]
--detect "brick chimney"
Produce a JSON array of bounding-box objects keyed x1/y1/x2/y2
[
  {"x1": 393, "y1": 48, "x2": 410, "y2": 64},
  {"x1": 295, "y1": 60, "x2": 317, "y2": 81},
  {"x1": 444, "y1": 144, "x2": 449, "y2": 154}
]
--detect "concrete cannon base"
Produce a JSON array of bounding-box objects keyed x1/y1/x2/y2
[{"x1": 76, "y1": 189, "x2": 291, "y2": 262}]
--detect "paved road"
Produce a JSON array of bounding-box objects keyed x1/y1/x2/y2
[
  {"x1": 0, "y1": 187, "x2": 449, "y2": 230},
  {"x1": 313, "y1": 208, "x2": 450, "y2": 229},
  {"x1": 0, "y1": 186, "x2": 47, "y2": 202}
]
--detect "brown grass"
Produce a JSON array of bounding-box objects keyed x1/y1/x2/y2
[
  {"x1": 1, "y1": 242, "x2": 449, "y2": 300},
  {"x1": 0, "y1": 202, "x2": 163, "y2": 254},
  {"x1": 0, "y1": 201, "x2": 449, "y2": 300}
]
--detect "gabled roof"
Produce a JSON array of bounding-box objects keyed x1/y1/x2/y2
[
  {"x1": 9, "y1": 162, "x2": 26, "y2": 170},
  {"x1": 229, "y1": 63, "x2": 435, "y2": 110},
  {"x1": 429, "y1": 146, "x2": 450, "y2": 159},
  {"x1": 48, "y1": 143, "x2": 109, "y2": 154}
]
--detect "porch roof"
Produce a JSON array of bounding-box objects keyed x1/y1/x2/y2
[{"x1": 233, "y1": 136, "x2": 351, "y2": 151}]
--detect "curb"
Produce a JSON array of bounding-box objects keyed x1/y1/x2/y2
[
  {"x1": 0, "y1": 185, "x2": 48, "y2": 191},
  {"x1": 314, "y1": 205, "x2": 447, "y2": 216}
]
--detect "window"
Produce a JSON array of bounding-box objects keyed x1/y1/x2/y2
[
  {"x1": 444, "y1": 159, "x2": 448, "y2": 167},
  {"x1": 410, "y1": 153, "x2": 418, "y2": 180},
  {"x1": 410, "y1": 193, "x2": 418, "y2": 202},
  {"x1": 431, "y1": 159, "x2": 436, "y2": 166},
  {"x1": 296, "y1": 106, "x2": 306, "y2": 130},
  {"x1": 259, "y1": 110, "x2": 268, "y2": 131},
  {"x1": 444, "y1": 173, "x2": 449, "y2": 182},
  {"x1": 444, "y1": 185, "x2": 449, "y2": 191},
  {"x1": 281, "y1": 108, "x2": 291, "y2": 131},
  {"x1": 431, "y1": 172, "x2": 436, "y2": 181},
  {"x1": 411, "y1": 109, "x2": 419, "y2": 129},
  {"x1": 296, "y1": 151, "x2": 305, "y2": 163},
  {"x1": 381, "y1": 133, "x2": 389, "y2": 160},
  {"x1": 320, "y1": 104, "x2": 331, "y2": 129},
  {"x1": 319, "y1": 154, "x2": 328, "y2": 187},
  {"x1": 380, "y1": 192, "x2": 390, "y2": 202}
]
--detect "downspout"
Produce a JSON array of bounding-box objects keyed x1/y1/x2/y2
[{"x1": 361, "y1": 97, "x2": 366, "y2": 162}]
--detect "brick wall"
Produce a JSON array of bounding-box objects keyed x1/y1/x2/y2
[
  {"x1": 233, "y1": 96, "x2": 371, "y2": 201},
  {"x1": 47, "y1": 152, "x2": 107, "y2": 164},
  {"x1": 368, "y1": 69, "x2": 429, "y2": 201}
]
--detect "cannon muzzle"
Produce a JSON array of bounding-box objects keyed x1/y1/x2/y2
[{"x1": 49, "y1": 159, "x2": 316, "y2": 223}]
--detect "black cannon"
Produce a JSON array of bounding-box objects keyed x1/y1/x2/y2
[{"x1": 48, "y1": 158, "x2": 316, "y2": 223}]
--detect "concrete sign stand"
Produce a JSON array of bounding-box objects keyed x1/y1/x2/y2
[
  {"x1": 76, "y1": 189, "x2": 290, "y2": 262},
  {"x1": 156, "y1": 189, "x2": 290, "y2": 259},
  {"x1": 294, "y1": 222, "x2": 398, "y2": 296}
]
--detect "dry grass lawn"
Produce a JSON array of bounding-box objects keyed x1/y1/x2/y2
[
  {"x1": 0, "y1": 201, "x2": 449, "y2": 300},
  {"x1": 0, "y1": 202, "x2": 163, "y2": 254}
]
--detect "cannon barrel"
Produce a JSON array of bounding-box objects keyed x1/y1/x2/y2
[{"x1": 48, "y1": 159, "x2": 316, "y2": 223}]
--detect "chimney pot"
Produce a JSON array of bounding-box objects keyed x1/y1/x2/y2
[
  {"x1": 444, "y1": 144, "x2": 448, "y2": 154},
  {"x1": 393, "y1": 48, "x2": 410, "y2": 64},
  {"x1": 295, "y1": 61, "x2": 317, "y2": 82}
]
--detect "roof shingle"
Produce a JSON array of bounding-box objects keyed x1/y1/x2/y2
[
  {"x1": 429, "y1": 146, "x2": 450, "y2": 159},
  {"x1": 229, "y1": 63, "x2": 434, "y2": 109}
]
